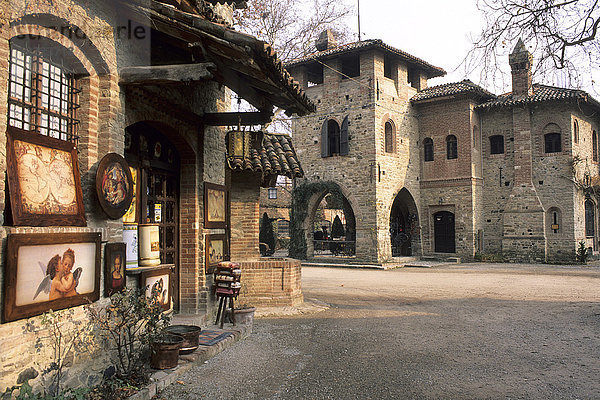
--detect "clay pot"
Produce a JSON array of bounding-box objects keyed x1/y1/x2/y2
[
  {"x1": 233, "y1": 307, "x2": 256, "y2": 325},
  {"x1": 150, "y1": 334, "x2": 184, "y2": 369},
  {"x1": 165, "y1": 325, "x2": 202, "y2": 354}
]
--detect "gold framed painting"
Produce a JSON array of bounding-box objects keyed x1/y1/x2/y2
[
  {"x1": 204, "y1": 182, "x2": 228, "y2": 229},
  {"x1": 140, "y1": 267, "x2": 172, "y2": 311},
  {"x1": 205, "y1": 234, "x2": 229, "y2": 273},
  {"x1": 6, "y1": 127, "x2": 86, "y2": 226},
  {"x1": 3, "y1": 232, "x2": 101, "y2": 322}
]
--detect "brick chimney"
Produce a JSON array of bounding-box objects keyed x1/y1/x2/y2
[
  {"x1": 315, "y1": 30, "x2": 337, "y2": 51},
  {"x1": 509, "y1": 39, "x2": 533, "y2": 97}
]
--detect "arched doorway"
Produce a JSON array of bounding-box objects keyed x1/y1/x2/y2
[
  {"x1": 434, "y1": 211, "x2": 455, "y2": 253},
  {"x1": 125, "y1": 122, "x2": 181, "y2": 308},
  {"x1": 389, "y1": 188, "x2": 418, "y2": 256}
]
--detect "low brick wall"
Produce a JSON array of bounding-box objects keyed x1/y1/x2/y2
[{"x1": 235, "y1": 258, "x2": 303, "y2": 307}]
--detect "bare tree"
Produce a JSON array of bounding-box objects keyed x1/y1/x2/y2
[
  {"x1": 465, "y1": 0, "x2": 600, "y2": 93},
  {"x1": 234, "y1": 0, "x2": 353, "y2": 62}
]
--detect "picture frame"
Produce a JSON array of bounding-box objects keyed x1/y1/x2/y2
[
  {"x1": 139, "y1": 267, "x2": 172, "y2": 311},
  {"x1": 205, "y1": 234, "x2": 229, "y2": 273},
  {"x1": 6, "y1": 127, "x2": 86, "y2": 226},
  {"x1": 203, "y1": 182, "x2": 228, "y2": 229},
  {"x1": 96, "y1": 153, "x2": 135, "y2": 219},
  {"x1": 122, "y1": 167, "x2": 139, "y2": 223},
  {"x1": 3, "y1": 232, "x2": 101, "y2": 322},
  {"x1": 104, "y1": 242, "x2": 127, "y2": 296}
]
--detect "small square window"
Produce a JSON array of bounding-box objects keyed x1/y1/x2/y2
[{"x1": 268, "y1": 188, "x2": 277, "y2": 199}]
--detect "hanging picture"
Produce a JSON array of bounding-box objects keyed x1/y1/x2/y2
[
  {"x1": 6, "y1": 127, "x2": 86, "y2": 226},
  {"x1": 206, "y1": 234, "x2": 229, "y2": 273},
  {"x1": 140, "y1": 267, "x2": 172, "y2": 311},
  {"x1": 204, "y1": 182, "x2": 228, "y2": 229},
  {"x1": 105, "y1": 242, "x2": 126, "y2": 296},
  {"x1": 96, "y1": 153, "x2": 135, "y2": 219},
  {"x1": 3, "y1": 232, "x2": 101, "y2": 322},
  {"x1": 122, "y1": 167, "x2": 138, "y2": 223}
]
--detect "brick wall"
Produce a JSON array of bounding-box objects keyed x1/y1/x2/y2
[
  {"x1": 235, "y1": 258, "x2": 303, "y2": 307},
  {"x1": 230, "y1": 171, "x2": 262, "y2": 260}
]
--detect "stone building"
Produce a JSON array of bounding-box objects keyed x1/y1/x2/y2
[
  {"x1": 0, "y1": 0, "x2": 310, "y2": 390},
  {"x1": 287, "y1": 33, "x2": 600, "y2": 264}
]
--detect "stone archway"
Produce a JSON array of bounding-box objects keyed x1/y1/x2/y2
[
  {"x1": 389, "y1": 188, "x2": 419, "y2": 257},
  {"x1": 290, "y1": 181, "x2": 357, "y2": 259}
]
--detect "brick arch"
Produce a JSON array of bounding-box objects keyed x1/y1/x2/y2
[
  {"x1": 291, "y1": 180, "x2": 362, "y2": 259},
  {"x1": 10, "y1": 12, "x2": 113, "y2": 74}
]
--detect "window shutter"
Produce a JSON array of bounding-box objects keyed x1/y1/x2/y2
[
  {"x1": 340, "y1": 116, "x2": 349, "y2": 155},
  {"x1": 321, "y1": 119, "x2": 329, "y2": 157}
]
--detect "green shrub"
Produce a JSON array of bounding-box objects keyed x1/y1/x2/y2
[
  {"x1": 259, "y1": 213, "x2": 275, "y2": 255},
  {"x1": 331, "y1": 215, "x2": 345, "y2": 238},
  {"x1": 576, "y1": 240, "x2": 589, "y2": 264}
]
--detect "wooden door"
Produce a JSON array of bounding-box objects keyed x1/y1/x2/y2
[{"x1": 434, "y1": 211, "x2": 455, "y2": 253}]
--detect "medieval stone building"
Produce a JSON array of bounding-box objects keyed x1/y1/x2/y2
[{"x1": 287, "y1": 33, "x2": 600, "y2": 264}]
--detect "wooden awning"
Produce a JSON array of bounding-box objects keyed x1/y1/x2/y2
[{"x1": 119, "y1": 0, "x2": 315, "y2": 117}]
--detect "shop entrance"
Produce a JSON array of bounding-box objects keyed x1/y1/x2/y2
[{"x1": 125, "y1": 122, "x2": 180, "y2": 309}]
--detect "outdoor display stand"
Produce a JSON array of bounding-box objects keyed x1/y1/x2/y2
[{"x1": 214, "y1": 261, "x2": 241, "y2": 328}]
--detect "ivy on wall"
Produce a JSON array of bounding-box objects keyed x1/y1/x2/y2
[{"x1": 289, "y1": 181, "x2": 347, "y2": 259}]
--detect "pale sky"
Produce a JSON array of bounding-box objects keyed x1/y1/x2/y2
[{"x1": 342, "y1": 0, "x2": 598, "y2": 96}]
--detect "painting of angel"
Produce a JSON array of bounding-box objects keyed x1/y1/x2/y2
[{"x1": 3, "y1": 233, "x2": 100, "y2": 322}]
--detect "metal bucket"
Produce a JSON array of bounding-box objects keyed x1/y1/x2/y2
[
  {"x1": 165, "y1": 325, "x2": 202, "y2": 354},
  {"x1": 150, "y1": 334, "x2": 184, "y2": 369}
]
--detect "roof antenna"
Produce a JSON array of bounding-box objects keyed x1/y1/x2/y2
[{"x1": 357, "y1": 0, "x2": 361, "y2": 41}]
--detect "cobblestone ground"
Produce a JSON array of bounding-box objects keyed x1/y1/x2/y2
[{"x1": 159, "y1": 264, "x2": 600, "y2": 399}]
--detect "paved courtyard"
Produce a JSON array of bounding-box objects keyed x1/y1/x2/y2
[{"x1": 159, "y1": 263, "x2": 600, "y2": 399}]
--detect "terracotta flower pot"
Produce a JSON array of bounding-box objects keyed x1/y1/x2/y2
[{"x1": 150, "y1": 333, "x2": 184, "y2": 369}]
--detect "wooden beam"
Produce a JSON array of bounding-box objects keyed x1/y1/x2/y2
[
  {"x1": 119, "y1": 62, "x2": 215, "y2": 85},
  {"x1": 203, "y1": 111, "x2": 273, "y2": 126}
]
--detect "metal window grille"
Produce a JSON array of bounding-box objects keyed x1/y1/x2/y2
[{"x1": 8, "y1": 44, "x2": 80, "y2": 143}]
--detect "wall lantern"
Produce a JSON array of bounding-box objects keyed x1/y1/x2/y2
[{"x1": 226, "y1": 130, "x2": 264, "y2": 160}]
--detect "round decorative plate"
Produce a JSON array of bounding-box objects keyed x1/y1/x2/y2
[{"x1": 96, "y1": 153, "x2": 134, "y2": 219}]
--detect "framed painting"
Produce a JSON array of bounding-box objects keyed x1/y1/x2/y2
[
  {"x1": 205, "y1": 234, "x2": 229, "y2": 273},
  {"x1": 122, "y1": 167, "x2": 138, "y2": 223},
  {"x1": 6, "y1": 127, "x2": 86, "y2": 226},
  {"x1": 96, "y1": 153, "x2": 134, "y2": 219},
  {"x1": 104, "y1": 242, "x2": 126, "y2": 296},
  {"x1": 204, "y1": 182, "x2": 228, "y2": 229},
  {"x1": 140, "y1": 267, "x2": 172, "y2": 311},
  {"x1": 3, "y1": 232, "x2": 101, "y2": 322}
]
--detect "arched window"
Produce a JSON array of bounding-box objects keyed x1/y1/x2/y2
[
  {"x1": 384, "y1": 120, "x2": 395, "y2": 153},
  {"x1": 573, "y1": 120, "x2": 579, "y2": 144},
  {"x1": 543, "y1": 123, "x2": 562, "y2": 153},
  {"x1": 594, "y1": 131, "x2": 598, "y2": 162},
  {"x1": 489, "y1": 135, "x2": 504, "y2": 154},
  {"x1": 321, "y1": 116, "x2": 348, "y2": 157},
  {"x1": 547, "y1": 207, "x2": 561, "y2": 234},
  {"x1": 423, "y1": 138, "x2": 433, "y2": 162},
  {"x1": 446, "y1": 135, "x2": 457, "y2": 159},
  {"x1": 585, "y1": 199, "x2": 595, "y2": 238},
  {"x1": 8, "y1": 38, "x2": 81, "y2": 142}
]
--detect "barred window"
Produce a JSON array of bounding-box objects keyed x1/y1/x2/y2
[{"x1": 8, "y1": 42, "x2": 80, "y2": 142}]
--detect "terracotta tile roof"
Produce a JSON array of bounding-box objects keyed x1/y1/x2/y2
[
  {"x1": 286, "y1": 39, "x2": 446, "y2": 79},
  {"x1": 476, "y1": 83, "x2": 600, "y2": 110},
  {"x1": 228, "y1": 133, "x2": 303, "y2": 179},
  {"x1": 411, "y1": 79, "x2": 496, "y2": 103}
]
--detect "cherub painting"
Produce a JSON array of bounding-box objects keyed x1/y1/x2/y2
[
  {"x1": 33, "y1": 249, "x2": 83, "y2": 301},
  {"x1": 4, "y1": 232, "x2": 100, "y2": 322},
  {"x1": 141, "y1": 268, "x2": 171, "y2": 311}
]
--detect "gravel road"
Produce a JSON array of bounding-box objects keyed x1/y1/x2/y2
[{"x1": 158, "y1": 263, "x2": 600, "y2": 399}]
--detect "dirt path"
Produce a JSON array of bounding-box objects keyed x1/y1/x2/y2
[{"x1": 159, "y1": 264, "x2": 600, "y2": 399}]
